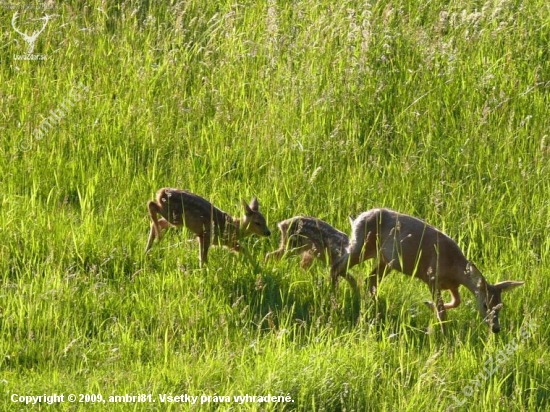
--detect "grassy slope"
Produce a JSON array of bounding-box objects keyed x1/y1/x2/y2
[{"x1": 1, "y1": 0, "x2": 549, "y2": 410}]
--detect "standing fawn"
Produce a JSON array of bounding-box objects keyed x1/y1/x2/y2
[
  {"x1": 266, "y1": 216, "x2": 358, "y2": 292},
  {"x1": 330, "y1": 208, "x2": 524, "y2": 332},
  {"x1": 146, "y1": 188, "x2": 271, "y2": 267}
]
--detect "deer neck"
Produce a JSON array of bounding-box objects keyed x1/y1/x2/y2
[
  {"x1": 462, "y1": 263, "x2": 488, "y2": 297},
  {"x1": 219, "y1": 215, "x2": 242, "y2": 250}
]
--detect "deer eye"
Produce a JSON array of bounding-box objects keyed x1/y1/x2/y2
[{"x1": 255, "y1": 221, "x2": 261, "y2": 226}]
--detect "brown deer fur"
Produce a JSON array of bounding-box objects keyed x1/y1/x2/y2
[
  {"x1": 146, "y1": 188, "x2": 271, "y2": 267},
  {"x1": 331, "y1": 208, "x2": 524, "y2": 332},
  {"x1": 266, "y1": 216, "x2": 357, "y2": 291}
]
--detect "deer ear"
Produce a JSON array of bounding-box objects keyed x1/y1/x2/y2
[
  {"x1": 249, "y1": 197, "x2": 259, "y2": 212},
  {"x1": 242, "y1": 199, "x2": 254, "y2": 216},
  {"x1": 494, "y1": 280, "x2": 524, "y2": 293}
]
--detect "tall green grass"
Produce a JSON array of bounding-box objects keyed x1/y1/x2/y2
[{"x1": 1, "y1": 0, "x2": 549, "y2": 410}]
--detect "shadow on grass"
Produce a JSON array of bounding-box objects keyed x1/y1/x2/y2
[{"x1": 224, "y1": 264, "x2": 362, "y2": 339}]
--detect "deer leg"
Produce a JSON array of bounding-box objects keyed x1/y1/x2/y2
[
  {"x1": 265, "y1": 241, "x2": 303, "y2": 263},
  {"x1": 342, "y1": 272, "x2": 358, "y2": 295},
  {"x1": 444, "y1": 288, "x2": 461, "y2": 310},
  {"x1": 265, "y1": 247, "x2": 285, "y2": 263},
  {"x1": 425, "y1": 284, "x2": 448, "y2": 333},
  {"x1": 367, "y1": 262, "x2": 389, "y2": 297},
  {"x1": 147, "y1": 201, "x2": 162, "y2": 236},
  {"x1": 198, "y1": 233, "x2": 211, "y2": 268},
  {"x1": 146, "y1": 225, "x2": 156, "y2": 253},
  {"x1": 435, "y1": 289, "x2": 447, "y2": 333},
  {"x1": 424, "y1": 287, "x2": 461, "y2": 311},
  {"x1": 146, "y1": 201, "x2": 161, "y2": 253},
  {"x1": 157, "y1": 218, "x2": 170, "y2": 234},
  {"x1": 300, "y1": 252, "x2": 315, "y2": 270},
  {"x1": 145, "y1": 218, "x2": 170, "y2": 253}
]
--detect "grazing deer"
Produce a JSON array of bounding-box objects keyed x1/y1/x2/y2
[
  {"x1": 146, "y1": 188, "x2": 271, "y2": 267},
  {"x1": 266, "y1": 216, "x2": 357, "y2": 291},
  {"x1": 330, "y1": 208, "x2": 524, "y2": 332}
]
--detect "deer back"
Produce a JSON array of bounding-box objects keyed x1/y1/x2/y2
[
  {"x1": 352, "y1": 208, "x2": 469, "y2": 286},
  {"x1": 157, "y1": 188, "x2": 230, "y2": 236},
  {"x1": 281, "y1": 216, "x2": 349, "y2": 262}
]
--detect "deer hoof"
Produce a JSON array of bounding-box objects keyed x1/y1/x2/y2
[{"x1": 424, "y1": 300, "x2": 436, "y2": 310}]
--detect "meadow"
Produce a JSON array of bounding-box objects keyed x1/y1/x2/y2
[{"x1": 1, "y1": 0, "x2": 549, "y2": 410}]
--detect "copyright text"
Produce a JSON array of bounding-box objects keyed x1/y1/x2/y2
[{"x1": 10, "y1": 393, "x2": 295, "y2": 405}]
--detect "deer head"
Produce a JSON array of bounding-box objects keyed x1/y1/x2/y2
[
  {"x1": 470, "y1": 264, "x2": 524, "y2": 333},
  {"x1": 241, "y1": 197, "x2": 271, "y2": 237}
]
